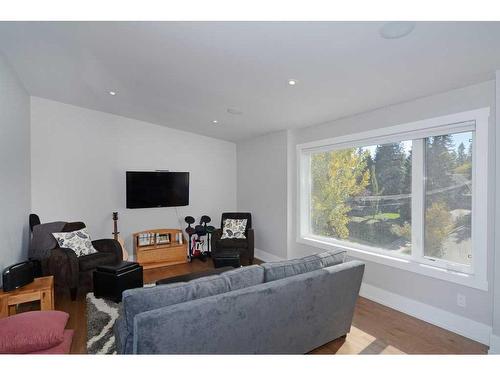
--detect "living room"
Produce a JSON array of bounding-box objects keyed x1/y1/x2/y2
[{"x1": 1, "y1": 1, "x2": 500, "y2": 373}]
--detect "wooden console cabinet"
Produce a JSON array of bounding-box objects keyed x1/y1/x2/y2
[
  {"x1": 133, "y1": 229, "x2": 187, "y2": 270},
  {"x1": 0, "y1": 276, "x2": 54, "y2": 318}
]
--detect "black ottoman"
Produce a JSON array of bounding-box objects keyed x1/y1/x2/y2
[
  {"x1": 212, "y1": 250, "x2": 241, "y2": 268},
  {"x1": 93, "y1": 261, "x2": 143, "y2": 302}
]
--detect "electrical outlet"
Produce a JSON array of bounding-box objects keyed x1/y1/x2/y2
[{"x1": 457, "y1": 294, "x2": 466, "y2": 308}]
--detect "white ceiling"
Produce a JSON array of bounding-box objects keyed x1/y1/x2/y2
[{"x1": 1, "y1": 21, "x2": 500, "y2": 142}]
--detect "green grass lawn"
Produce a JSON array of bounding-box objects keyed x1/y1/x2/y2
[{"x1": 373, "y1": 212, "x2": 400, "y2": 220}]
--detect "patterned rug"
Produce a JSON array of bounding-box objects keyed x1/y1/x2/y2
[
  {"x1": 86, "y1": 284, "x2": 155, "y2": 354},
  {"x1": 86, "y1": 293, "x2": 120, "y2": 354}
]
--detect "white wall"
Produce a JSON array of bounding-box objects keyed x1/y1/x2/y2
[
  {"x1": 237, "y1": 80, "x2": 496, "y2": 344},
  {"x1": 0, "y1": 54, "x2": 31, "y2": 273},
  {"x1": 492, "y1": 71, "x2": 500, "y2": 353},
  {"x1": 237, "y1": 131, "x2": 288, "y2": 260},
  {"x1": 30, "y1": 97, "x2": 236, "y2": 253}
]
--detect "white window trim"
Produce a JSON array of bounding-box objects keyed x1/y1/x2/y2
[{"x1": 297, "y1": 108, "x2": 490, "y2": 291}]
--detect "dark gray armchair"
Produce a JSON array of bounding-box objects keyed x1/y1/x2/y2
[
  {"x1": 211, "y1": 212, "x2": 254, "y2": 265},
  {"x1": 29, "y1": 214, "x2": 122, "y2": 300}
]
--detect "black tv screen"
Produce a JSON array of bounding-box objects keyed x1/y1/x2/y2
[{"x1": 126, "y1": 171, "x2": 189, "y2": 208}]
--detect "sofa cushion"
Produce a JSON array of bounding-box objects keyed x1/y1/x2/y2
[
  {"x1": 262, "y1": 250, "x2": 346, "y2": 282},
  {"x1": 0, "y1": 311, "x2": 69, "y2": 354},
  {"x1": 221, "y1": 265, "x2": 264, "y2": 290},
  {"x1": 78, "y1": 252, "x2": 117, "y2": 271}
]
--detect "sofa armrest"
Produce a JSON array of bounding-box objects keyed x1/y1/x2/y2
[
  {"x1": 92, "y1": 239, "x2": 122, "y2": 262},
  {"x1": 47, "y1": 247, "x2": 79, "y2": 288}
]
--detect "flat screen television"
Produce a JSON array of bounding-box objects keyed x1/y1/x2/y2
[{"x1": 126, "y1": 171, "x2": 189, "y2": 208}]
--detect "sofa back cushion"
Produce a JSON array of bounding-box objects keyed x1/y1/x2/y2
[
  {"x1": 121, "y1": 265, "x2": 264, "y2": 335},
  {"x1": 122, "y1": 275, "x2": 228, "y2": 331},
  {"x1": 261, "y1": 250, "x2": 346, "y2": 282},
  {"x1": 221, "y1": 265, "x2": 264, "y2": 290}
]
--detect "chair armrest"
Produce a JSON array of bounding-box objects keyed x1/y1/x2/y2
[
  {"x1": 211, "y1": 229, "x2": 222, "y2": 253},
  {"x1": 47, "y1": 247, "x2": 79, "y2": 288},
  {"x1": 247, "y1": 229, "x2": 254, "y2": 260},
  {"x1": 92, "y1": 239, "x2": 122, "y2": 262}
]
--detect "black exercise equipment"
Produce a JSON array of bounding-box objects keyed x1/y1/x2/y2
[
  {"x1": 200, "y1": 215, "x2": 215, "y2": 253},
  {"x1": 184, "y1": 215, "x2": 214, "y2": 262},
  {"x1": 184, "y1": 216, "x2": 196, "y2": 236}
]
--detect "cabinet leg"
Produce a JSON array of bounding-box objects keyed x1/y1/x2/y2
[
  {"x1": 0, "y1": 297, "x2": 8, "y2": 318},
  {"x1": 41, "y1": 290, "x2": 53, "y2": 311},
  {"x1": 8, "y1": 305, "x2": 17, "y2": 316}
]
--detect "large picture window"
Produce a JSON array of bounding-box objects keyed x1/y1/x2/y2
[
  {"x1": 298, "y1": 109, "x2": 489, "y2": 289},
  {"x1": 310, "y1": 140, "x2": 412, "y2": 254}
]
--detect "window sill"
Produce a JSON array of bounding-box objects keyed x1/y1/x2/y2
[{"x1": 297, "y1": 235, "x2": 488, "y2": 291}]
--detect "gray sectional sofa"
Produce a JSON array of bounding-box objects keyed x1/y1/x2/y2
[{"x1": 114, "y1": 250, "x2": 365, "y2": 354}]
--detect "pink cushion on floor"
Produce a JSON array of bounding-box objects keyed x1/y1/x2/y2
[
  {"x1": 0, "y1": 311, "x2": 69, "y2": 354},
  {"x1": 30, "y1": 329, "x2": 74, "y2": 354}
]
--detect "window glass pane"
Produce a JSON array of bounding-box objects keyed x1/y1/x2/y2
[
  {"x1": 310, "y1": 141, "x2": 412, "y2": 254},
  {"x1": 424, "y1": 131, "x2": 472, "y2": 265}
]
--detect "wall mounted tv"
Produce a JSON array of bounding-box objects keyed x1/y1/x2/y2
[{"x1": 126, "y1": 171, "x2": 189, "y2": 208}]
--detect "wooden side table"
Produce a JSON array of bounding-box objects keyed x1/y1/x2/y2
[{"x1": 0, "y1": 276, "x2": 54, "y2": 318}]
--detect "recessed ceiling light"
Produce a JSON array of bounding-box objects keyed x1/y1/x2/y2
[
  {"x1": 288, "y1": 79, "x2": 297, "y2": 86},
  {"x1": 212, "y1": 120, "x2": 219, "y2": 124},
  {"x1": 227, "y1": 108, "x2": 243, "y2": 115},
  {"x1": 379, "y1": 22, "x2": 415, "y2": 39},
  {"x1": 108, "y1": 90, "x2": 117, "y2": 96}
]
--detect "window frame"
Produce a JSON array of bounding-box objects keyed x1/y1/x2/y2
[{"x1": 297, "y1": 108, "x2": 490, "y2": 290}]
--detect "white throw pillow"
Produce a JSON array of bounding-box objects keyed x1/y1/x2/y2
[
  {"x1": 52, "y1": 227, "x2": 98, "y2": 257},
  {"x1": 221, "y1": 219, "x2": 247, "y2": 239}
]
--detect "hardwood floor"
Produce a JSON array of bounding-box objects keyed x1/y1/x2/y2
[
  {"x1": 49, "y1": 259, "x2": 487, "y2": 354},
  {"x1": 310, "y1": 297, "x2": 486, "y2": 354}
]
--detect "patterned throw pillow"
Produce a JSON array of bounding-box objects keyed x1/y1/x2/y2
[
  {"x1": 52, "y1": 228, "x2": 98, "y2": 257},
  {"x1": 221, "y1": 219, "x2": 247, "y2": 239}
]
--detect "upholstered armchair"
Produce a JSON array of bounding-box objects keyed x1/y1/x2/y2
[
  {"x1": 211, "y1": 212, "x2": 254, "y2": 265},
  {"x1": 29, "y1": 214, "x2": 122, "y2": 300}
]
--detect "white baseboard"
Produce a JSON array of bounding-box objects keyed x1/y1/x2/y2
[
  {"x1": 360, "y1": 283, "x2": 492, "y2": 346},
  {"x1": 489, "y1": 333, "x2": 500, "y2": 354},
  {"x1": 254, "y1": 248, "x2": 284, "y2": 262}
]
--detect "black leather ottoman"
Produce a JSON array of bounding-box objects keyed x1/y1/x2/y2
[
  {"x1": 212, "y1": 250, "x2": 241, "y2": 268},
  {"x1": 93, "y1": 261, "x2": 143, "y2": 302}
]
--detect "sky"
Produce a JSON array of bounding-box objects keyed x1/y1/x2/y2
[{"x1": 361, "y1": 131, "x2": 472, "y2": 157}]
